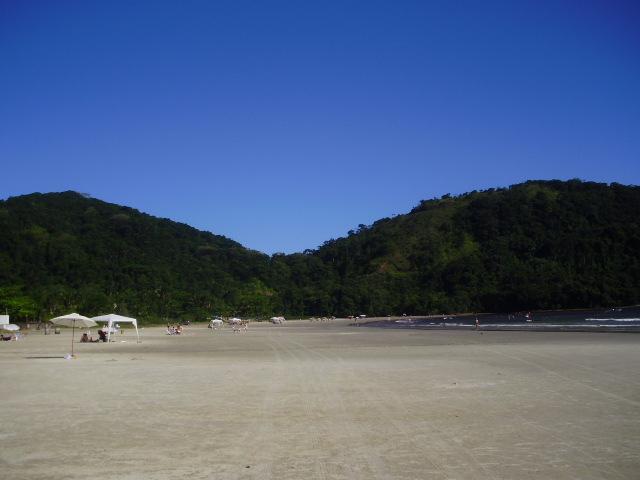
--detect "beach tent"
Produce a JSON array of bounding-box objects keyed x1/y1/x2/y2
[{"x1": 91, "y1": 314, "x2": 141, "y2": 344}]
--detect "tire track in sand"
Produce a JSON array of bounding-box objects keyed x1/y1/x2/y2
[
  {"x1": 222, "y1": 332, "x2": 284, "y2": 480},
  {"x1": 477, "y1": 344, "x2": 632, "y2": 480},
  {"x1": 270, "y1": 331, "x2": 393, "y2": 480},
  {"x1": 283, "y1": 336, "x2": 460, "y2": 480}
]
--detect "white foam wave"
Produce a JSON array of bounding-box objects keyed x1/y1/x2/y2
[
  {"x1": 477, "y1": 323, "x2": 639, "y2": 328},
  {"x1": 585, "y1": 318, "x2": 640, "y2": 322}
]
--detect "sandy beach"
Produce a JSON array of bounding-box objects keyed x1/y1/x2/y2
[{"x1": 1, "y1": 319, "x2": 639, "y2": 479}]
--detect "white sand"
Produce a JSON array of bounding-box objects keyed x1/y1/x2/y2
[{"x1": 1, "y1": 319, "x2": 639, "y2": 479}]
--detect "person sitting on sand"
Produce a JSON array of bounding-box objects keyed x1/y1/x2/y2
[
  {"x1": 81, "y1": 333, "x2": 99, "y2": 343},
  {"x1": 98, "y1": 329, "x2": 108, "y2": 342}
]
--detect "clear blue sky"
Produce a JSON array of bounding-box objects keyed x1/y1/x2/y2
[{"x1": 1, "y1": 0, "x2": 639, "y2": 254}]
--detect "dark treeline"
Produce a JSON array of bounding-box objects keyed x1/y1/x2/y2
[{"x1": 1, "y1": 180, "x2": 639, "y2": 322}]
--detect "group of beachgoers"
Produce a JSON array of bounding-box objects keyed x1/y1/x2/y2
[
  {"x1": 79, "y1": 323, "x2": 122, "y2": 343},
  {"x1": 208, "y1": 318, "x2": 250, "y2": 332},
  {"x1": 166, "y1": 323, "x2": 184, "y2": 335},
  {"x1": 231, "y1": 319, "x2": 249, "y2": 333},
  {"x1": 509, "y1": 311, "x2": 533, "y2": 321},
  {"x1": 81, "y1": 325, "x2": 120, "y2": 342},
  {"x1": 165, "y1": 319, "x2": 251, "y2": 335},
  {"x1": 80, "y1": 331, "x2": 106, "y2": 343},
  {"x1": 309, "y1": 316, "x2": 335, "y2": 322},
  {"x1": 1, "y1": 333, "x2": 20, "y2": 341}
]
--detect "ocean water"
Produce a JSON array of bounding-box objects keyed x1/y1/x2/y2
[{"x1": 364, "y1": 306, "x2": 640, "y2": 332}]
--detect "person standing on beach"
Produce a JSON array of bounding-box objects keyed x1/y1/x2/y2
[{"x1": 475, "y1": 316, "x2": 480, "y2": 330}]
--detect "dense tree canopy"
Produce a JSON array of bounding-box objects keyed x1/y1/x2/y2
[{"x1": 1, "y1": 180, "x2": 638, "y2": 322}]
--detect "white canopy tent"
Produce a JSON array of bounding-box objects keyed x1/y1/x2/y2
[{"x1": 91, "y1": 314, "x2": 140, "y2": 343}]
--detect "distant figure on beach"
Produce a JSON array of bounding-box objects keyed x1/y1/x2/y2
[{"x1": 475, "y1": 317, "x2": 480, "y2": 330}]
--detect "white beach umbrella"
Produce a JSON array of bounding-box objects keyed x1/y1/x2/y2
[
  {"x1": 49, "y1": 313, "x2": 97, "y2": 357},
  {"x1": 209, "y1": 318, "x2": 223, "y2": 331}
]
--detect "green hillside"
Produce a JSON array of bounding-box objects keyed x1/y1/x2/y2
[
  {"x1": 0, "y1": 192, "x2": 275, "y2": 321},
  {"x1": 1, "y1": 180, "x2": 639, "y2": 322},
  {"x1": 309, "y1": 180, "x2": 640, "y2": 314}
]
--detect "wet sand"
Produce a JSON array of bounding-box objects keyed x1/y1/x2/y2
[{"x1": 1, "y1": 320, "x2": 639, "y2": 479}]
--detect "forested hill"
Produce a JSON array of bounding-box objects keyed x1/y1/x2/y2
[
  {"x1": 301, "y1": 180, "x2": 640, "y2": 315},
  {"x1": 2, "y1": 180, "x2": 640, "y2": 322},
  {"x1": 0, "y1": 191, "x2": 273, "y2": 321}
]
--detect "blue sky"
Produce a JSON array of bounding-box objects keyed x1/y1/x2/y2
[{"x1": 1, "y1": 0, "x2": 639, "y2": 253}]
